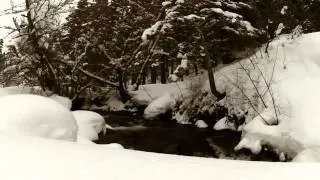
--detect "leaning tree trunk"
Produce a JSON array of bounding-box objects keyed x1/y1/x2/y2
[{"x1": 196, "y1": 27, "x2": 226, "y2": 100}]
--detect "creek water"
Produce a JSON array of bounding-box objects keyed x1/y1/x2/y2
[{"x1": 97, "y1": 111, "x2": 279, "y2": 161}]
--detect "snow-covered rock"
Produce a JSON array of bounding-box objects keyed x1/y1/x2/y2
[
  {"x1": 72, "y1": 110, "x2": 108, "y2": 141},
  {"x1": 195, "y1": 120, "x2": 208, "y2": 128},
  {"x1": 214, "y1": 117, "x2": 237, "y2": 131},
  {"x1": 144, "y1": 93, "x2": 176, "y2": 120},
  {"x1": 48, "y1": 94, "x2": 72, "y2": 110},
  {"x1": 0, "y1": 94, "x2": 78, "y2": 141}
]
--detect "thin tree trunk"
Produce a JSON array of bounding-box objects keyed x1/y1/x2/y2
[
  {"x1": 151, "y1": 66, "x2": 157, "y2": 84},
  {"x1": 160, "y1": 55, "x2": 167, "y2": 84},
  {"x1": 170, "y1": 59, "x2": 174, "y2": 74},
  {"x1": 117, "y1": 68, "x2": 131, "y2": 102}
]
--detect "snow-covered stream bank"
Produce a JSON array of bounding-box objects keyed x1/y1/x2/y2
[
  {"x1": 129, "y1": 32, "x2": 320, "y2": 162},
  {"x1": 98, "y1": 112, "x2": 278, "y2": 161}
]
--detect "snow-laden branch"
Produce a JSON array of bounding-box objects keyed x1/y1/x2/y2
[{"x1": 77, "y1": 67, "x2": 119, "y2": 88}]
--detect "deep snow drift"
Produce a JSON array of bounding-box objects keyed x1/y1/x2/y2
[{"x1": 0, "y1": 94, "x2": 78, "y2": 141}]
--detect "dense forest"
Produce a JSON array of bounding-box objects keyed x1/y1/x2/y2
[{"x1": 1, "y1": 0, "x2": 319, "y2": 103}]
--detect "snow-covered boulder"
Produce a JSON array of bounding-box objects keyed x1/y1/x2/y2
[
  {"x1": 195, "y1": 120, "x2": 208, "y2": 128},
  {"x1": 143, "y1": 93, "x2": 176, "y2": 120},
  {"x1": 214, "y1": 117, "x2": 237, "y2": 131},
  {"x1": 0, "y1": 94, "x2": 78, "y2": 141},
  {"x1": 48, "y1": 94, "x2": 72, "y2": 110},
  {"x1": 72, "y1": 110, "x2": 109, "y2": 141}
]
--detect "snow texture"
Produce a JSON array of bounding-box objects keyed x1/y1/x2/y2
[
  {"x1": 162, "y1": 1, "x2": 172, "y2": 6},
  {"x1": 72, "y1": 110, "x2": 108, "y2": 141},
  {"x1": 214, "y1": 117, "x2": 237, "y2": 131},
  {"x1": 195, "y1": 120, "x2": 208, "y2": 128},
  {"x1": 281, "y1": 6, "x2": 288, "y2": 15},
  {"x1": 209, "y1": 8, "x2": 242, "y2": 19},
  {"x1": 175, "y1": 0, "x2": 184, "y2": 4},
  {"x1": 275, "y1": 23, "x2": 285, "y2": 36},
  {"x1": 144, "y1": 93, "x2": 176, "y2": 120},
  {"x1": 184, "y1": 14, "x2": 204, "y2": 20},
  {"x1": 141, "y1": 21, "x2": 163, "y2": 42},
  {"x1": 0, "y1": 94, "x2": 78, "y2": 141}
]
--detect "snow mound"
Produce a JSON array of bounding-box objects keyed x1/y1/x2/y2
[
  {"x1": 143, "y1": 93, "x2": 176, "y2": 120},
  {"x1": 0, "y1": 94, "x2": 78, "y2": 141},
  {"x1": 219, "y1": 32, "x2": 320, "y2": 161},
  {"x1": 48, "y1": 94, "x2": 72, "y2": 110},
  {"x1": 195, "y1": 120, "x2": 208, "y2": 128},
  {"x1": 72, "y1": 110, "x2": 108, "y2": 141}
]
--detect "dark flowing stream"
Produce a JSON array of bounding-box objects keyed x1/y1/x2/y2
[{"x1": 97, "y1": 111, "x2": 279, "y2": 161}]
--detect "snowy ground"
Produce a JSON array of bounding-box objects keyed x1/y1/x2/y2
[{"x1": 0, "y1": 134, "x2": 319, "y2": 180}]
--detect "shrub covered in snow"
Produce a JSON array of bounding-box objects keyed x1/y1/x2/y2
[{"x1": 0, "y1": 94, "x2": 78, "y2": 141}]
